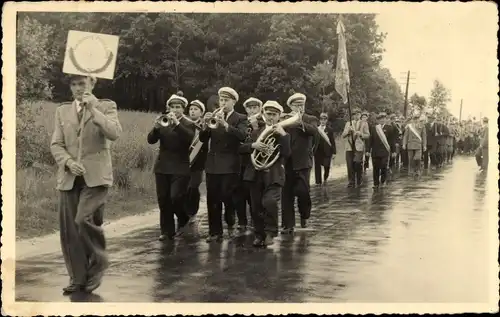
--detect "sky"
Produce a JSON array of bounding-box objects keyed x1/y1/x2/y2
[{"x1": 375, "y1": 4, "x2": 498, "y2": 120}]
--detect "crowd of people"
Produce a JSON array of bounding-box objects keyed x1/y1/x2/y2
[{"x1": 49, "y1": 74, "x2": 489, "y2": 295}]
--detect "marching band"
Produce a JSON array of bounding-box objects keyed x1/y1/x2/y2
[{"x1": 52, "y1": 76, "x2": 489, "y2": 295}]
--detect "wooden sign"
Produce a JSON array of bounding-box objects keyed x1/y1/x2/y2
[{"x1": 62, "y1": 30, "x2": 119, "y2": 79}]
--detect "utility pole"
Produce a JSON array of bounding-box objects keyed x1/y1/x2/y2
[
  {"x1": 403, "y1": 71, "x2": 410, "y2": 118},
  {"x1": 459, "y1": 99, "x2": 463, "y2": 121}
]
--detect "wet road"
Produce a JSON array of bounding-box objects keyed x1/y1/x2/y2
[{"x1": 15, "y1": 157, "x2": 493, "y2": 303}]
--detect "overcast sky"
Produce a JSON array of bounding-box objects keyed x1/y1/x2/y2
[{"x1": 375, "y1": 4, "x2": 497, "y2": 120}]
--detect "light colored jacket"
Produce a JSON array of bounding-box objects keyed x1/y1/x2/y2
[
  {"x1": 403, "y1": 122, "x2": 427, "y2": 150},
  {"x1": 50, "y1": 99, "x2": 122, "y2": 191},
  {"x1": 341, "y1": 120, "x2": 370, "y2": 152}
]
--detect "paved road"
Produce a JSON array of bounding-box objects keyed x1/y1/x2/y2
[{"x1": 15, "y1": 157, "x2": 493, "y2": 303}]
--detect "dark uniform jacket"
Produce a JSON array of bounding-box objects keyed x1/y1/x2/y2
[
  {"x1": 199, "y1": 111, "x2": 247, "y2": 174},
  {"x1": 190, "y1": 122, "x2": 209, "y2": 172},
  {"x1": 367, "y1": 123, "x2": 396, "y2": 157},
  {"x1": 315, "y1": 124, "x2": 336, "y2": 159},
  {"x1": 148, "y1": 116, "x2": 195, "y2": 175},
  {"x1": 239, "y1": 125, "x2": 291, "y2": 187},
  {"x1": 284, "y1": 113, "x2": 319, "y2": 171},
  {"x1": 392, "y1": 122, "x2": 403, "y2": 145},
  {"x1": 425, "y1": 121, "x2": 440, "y2": 148}
]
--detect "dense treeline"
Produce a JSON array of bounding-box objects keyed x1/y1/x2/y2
[{"x1": 17, "y1": 12, "x2": 405, "y2": 126}]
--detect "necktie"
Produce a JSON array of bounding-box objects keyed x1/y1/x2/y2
[{"x1": 77, "y1": 107, "x2": 83, "y2": 122}]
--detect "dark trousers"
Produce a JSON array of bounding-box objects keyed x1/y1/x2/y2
[
  {"x1": 401, "y1": 149, "x2": 409, "y2": 168},
  {"x1": 185, "y1": 170, "x2": 203, "y2": 217},
  {"x1": 230, "y1": 166, "x2": 250, "y2": 227},
  {"x1": 155, "y1": 173, "x2": 190, "y2": 237},
  {"x1": 345, "y1": 151, "x2": 363, "y2": 185},
  {"x1": 59, "y1": 176, "x2": 108, "y2": 285},
  {"x1": 314, "y1": 155, "x2": 331, "y2": 184},
  {"x1": 389, "y1": 144, "x2": 400, "y2": 168},
  {"x1": 281, "y1": 168, "x2": 311, "y2": 229},
  {"x1": 206, "y1": 173, "x2": 239, "y2": 236},
  {"x1": 423, "y1": 145, "x2": 436, "y2": 169},
  {"x1": 372, "y1": 156, "x2": 389, "y2": 186},
  {"x1": 475, "y1": 146, "x2": 488, "y2": 170},
  {"x1": 250, "y1": 173, "x2": 281, "y2": 239}
]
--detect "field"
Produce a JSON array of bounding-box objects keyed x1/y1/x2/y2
[{"x1": 16, "y1": 101, "x2": 346, "y2": 239}]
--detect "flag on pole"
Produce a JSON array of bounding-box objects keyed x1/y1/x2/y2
[{"x1": 335, "y1": 18, "x2": 350, "y2": 104}]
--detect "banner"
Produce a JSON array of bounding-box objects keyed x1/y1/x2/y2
[{"x1": 334, "y1": 19, "x2": 350, "y2": 104}]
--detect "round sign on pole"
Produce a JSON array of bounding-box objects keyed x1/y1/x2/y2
[{"x1": 63, "y1": 30, "x2": 119, "y2": 80}]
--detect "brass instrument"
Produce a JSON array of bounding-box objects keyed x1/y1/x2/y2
[
  {"x1": 206, "y1": 107, "x2": 225, "y2": 129},
  {"x1": 250, "y1": 112, "x2": 301, "y2": 170},
  {"x1": 157, "y1": 112, "x2": 174, "y2": 127}
]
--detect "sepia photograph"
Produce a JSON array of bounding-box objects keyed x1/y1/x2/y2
[{"x1": 2, "y1": 1, "x2": 499, "y2": 315}]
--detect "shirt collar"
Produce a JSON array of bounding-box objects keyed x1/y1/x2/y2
[{"x1": 225, "y1": 109, "x2": 234, "y2": 119}]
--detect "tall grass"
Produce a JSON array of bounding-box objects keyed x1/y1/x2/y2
[
  {"x1": 16, "y1": 101, "x2": 345, "y2": 239},
  {"x1": 16, "y1": 101, "x2": 159, "y2": 239}
]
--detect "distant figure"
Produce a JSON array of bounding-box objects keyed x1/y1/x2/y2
[
  {"x1": 475, "y1": 117, "x2": 489, "y2": 171},
  {"x1": 314, "y1": 112, "x2": 336, "y2": 185},
  {"x1": 402, "y1": 113, "x2": 427, "y2": 177},
  {"x1": 367, "y1": 112, "x2": 396, "y2": 188},
  {"x1": 50, "y1": 74, "x2": 122, "y2": 294},
  {"x1": 341, "y1": 108, "x2": 370, "y2": 188}
]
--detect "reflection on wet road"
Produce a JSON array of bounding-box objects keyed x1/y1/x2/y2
[{"x1": 15, "y1": 157, "x2": 493, "y2": 303}]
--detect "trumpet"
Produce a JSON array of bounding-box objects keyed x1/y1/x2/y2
[
  {"x1": 156, "y1": 112, "x2": 175, "y2": 127},
  {"x1": 206, "y1": 107, "x2": 225, "y2": 129}
]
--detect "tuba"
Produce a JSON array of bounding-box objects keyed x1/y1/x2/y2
[
  {"x1": 250, "y1": 112, "x2": 301, "y2": 171},
  {"x1": 206, "y1": 107, "x2": 225, "y2": 129}
]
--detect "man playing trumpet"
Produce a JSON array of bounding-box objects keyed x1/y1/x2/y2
[
  {"x1": 240, "y1": 101, "x2": 291, "y2": 247},
  {"x1": 147, "y1": 91, "x2": 195, "y2": 242},
  {"x1": 50, "y1": 74, "x2": 122, "y2": 294},
  {"x1": 199, "y1": 87, "x2": 247, "y2": 242}
]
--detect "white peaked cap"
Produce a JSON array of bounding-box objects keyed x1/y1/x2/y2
[
  {"x1": 287, "y1": 93, "x2": 307, "y2": 107},
  {"x1": 167, "y1": 94, "x2": 188, "y2": 107},
  {"x1": 243, "y1": 97, "x2": 263, "y2": 108},
  {"x1": 262, "y1": 100, "x2": 284, "y2": 114},
  {"x1": 189, "y1": 100, "x2": 206, "y2": 114},
  {"x1": 218, "y1": 87, "x2": 239, "y2": 102}
]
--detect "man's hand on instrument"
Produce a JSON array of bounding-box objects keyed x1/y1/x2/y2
[
  {"x1": 154, "y1": 115, "x2": 162, "y2": 129},
  {"x1": 217, "y1": 113, "x2": 229, "y2": 130},
  {"x1": 81, "y1": 92, "x2": 98, "y2": 111},
  {"x1": 423, "y1": 146, "x2": 427, "y2": 152},
  {"x1": 331, "y1": 154, "x2": 336, "y2": 160},
  {"x1": 169, "y1": 113, "x2": 180, "y2": 126},
  {"x1": 252, "y1": 141, "x2": 269, "y2": 152},
  {"x1": 67, "y1": 160, "x2": 86, "y2": 176}
]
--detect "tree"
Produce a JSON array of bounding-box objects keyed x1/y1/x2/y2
[
  {"x1": 408, "y1": 93, "x2": 427, "y2": 118},
  {"x1": 16, "y1": 16, "x2": 57, "y2": 102},
  {"x1": 428, "y1": 79, "x2": 451, "y2": 116}
]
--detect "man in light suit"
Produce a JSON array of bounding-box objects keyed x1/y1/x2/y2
[{"x1": 50, "y1": 75, "x2": 122, "y2": 294}]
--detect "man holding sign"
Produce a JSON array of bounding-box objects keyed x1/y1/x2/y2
[{"x1": 50, "y1": 31, "x2": 121, "y2": 294}]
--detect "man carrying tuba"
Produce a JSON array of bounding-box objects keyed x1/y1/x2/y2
[
  {"x1": 147, "y1": 91, "x2": 195, "y2": 242},
  {"x1": 240, "y1": 101, "x2": 291, "y2": 247},
  {"x1": 280, "y1": 92, "x2": 319, "y2": 234}
]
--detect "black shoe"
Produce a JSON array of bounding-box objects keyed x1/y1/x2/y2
[
  {"x1": 300, "y1": 218, "x2": 307, "y2": 228},
  {"x1": 264, "y1": 235, "x2": 275, "y2": 246},
  {"x1": 281, "y1": 227, "x2": 294, "y2": 234},
  {"x1": 347, "y1": 183, "x2": 354, "y2": 188},
  {"x1": 373, "y1": 184, "x2": 379, "y2": 189},
  {"x1": 84, "y1": 271, "x2": 104, "y2": 293},
  {"x1": 159, "y1": 234, "x2": 174, "y2": 241},
  {"x1": 63, "y1": 284, "x2": 84, "y2": 294},
  {"x1": 206, "y1": 235, "x2": 223, "y2": 243}
]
